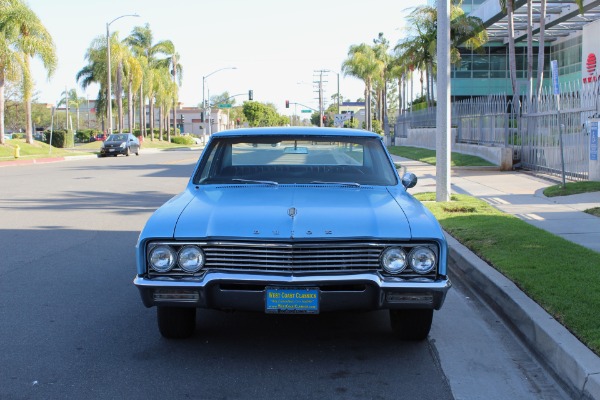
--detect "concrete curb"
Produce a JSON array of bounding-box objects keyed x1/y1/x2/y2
[{"x1": 446, "y1": 233, "x2": 600, "y2": 399}]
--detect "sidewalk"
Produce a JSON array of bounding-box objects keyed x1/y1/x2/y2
[{"x1": 393, "y1": 155, "x2": 600, "y2": 400}]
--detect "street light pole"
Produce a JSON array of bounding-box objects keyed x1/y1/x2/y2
[
  {"x1": 106, "y1": 13, "x2": 139, "y2": 136},
  {"x1": 323, "y1": 70, "x2": 340, "y2": 115},
  {"x1": 202, "y1": 67, "x2": 236, "y2": 137}
]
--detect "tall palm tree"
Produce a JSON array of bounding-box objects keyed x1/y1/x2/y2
[
  {"x1": 342, "y1": 43, "x2": 383, "y2": 132},
  {"x1": 58, "y1": 88, "x2": 86, "y2": 131},
  {"x1": 123, "y1": 53, "x2": 142, "y2": 132},
  {"x1": 372, "y1": 33, "x2": 391, "y2": 127},
  {"x1": 125, "y1": 24, "x2": 175, "y2": 138},
  {"x1": 0, "y1": 5, "x2": 24, "y2": 145},
  {"x1": 398, "y1": 0, "x2": 487, "y2": 106},
  {"x1": 0, "y1": 0, "x2": 56, "y2": 144},
  {"x1": 77, "y1": 36, "x2": 108, "y2": 131},
  {"x1": 153, "y1": 42, "x2": 182, "y2": 136}
]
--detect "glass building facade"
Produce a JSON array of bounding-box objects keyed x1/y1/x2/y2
[{"x1": 451, "y1": 2, "x2": 585, "y2": 99}]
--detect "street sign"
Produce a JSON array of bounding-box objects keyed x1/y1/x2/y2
[
  {"x1": 301, "y1": 109, "x2": 312, "y2": 113},
  {"x1": 218, "y1": 104, "x2": 232, "y2": 109},
  {"x1": 550, "y1": 60, "x2": 560, "y2": 95}
]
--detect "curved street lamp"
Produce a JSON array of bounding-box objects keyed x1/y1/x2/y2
[
  {"x1": 106, "y1": 13, "x2": 139, "y2": 135},
  {"x1": 202, "y1": 67, "x2": 237, "y2": 136}
]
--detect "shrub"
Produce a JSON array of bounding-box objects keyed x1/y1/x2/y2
[{"x1": 171, "y1": 135, "x2": 195, "y2": 145}]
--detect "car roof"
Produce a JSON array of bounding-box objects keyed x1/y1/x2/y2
[{"x1": 211, "y1": 127, "x2": 382, "y2": 139}]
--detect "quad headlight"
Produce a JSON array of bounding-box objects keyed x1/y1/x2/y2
[
  {"x1": 381, "y1": 245, "x2": 437, "y2": 275},
  {"x1": 148, "y1": 244, "x2": 205, "y2": 274}
]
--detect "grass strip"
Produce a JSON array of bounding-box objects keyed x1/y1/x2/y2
[
  {"x1": 388, "y1": 145, "x2": 495, "y2": 167},
  {"x1": 544, "y1": 181, "x2": 600, "y2": 197},
  {"x1": 415, "y1": 192, "x2": 600, "y2": 355},
  {"x1": 0, "y1": 139, "x2": 89, "y2": 159},
  {"x1": 1, "y1": 138, "x2": 192, "y2": 161}
]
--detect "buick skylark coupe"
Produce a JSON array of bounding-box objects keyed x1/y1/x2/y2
[{"x1": 134, "y1": 127, "x2": 451, "y2": 340}]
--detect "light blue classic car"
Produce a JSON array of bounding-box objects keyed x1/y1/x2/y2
[{"x1": 134, "y1": 127, "x2": 451, "y2": 340}]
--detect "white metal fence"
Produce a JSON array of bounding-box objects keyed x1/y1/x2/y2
[{"x1": 394, "y1": 81, "x2": 596, "y2": 181}]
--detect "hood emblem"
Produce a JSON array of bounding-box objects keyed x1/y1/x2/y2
[{"x1": 288, "y1": 207, "x2": 297, "y2": 218}]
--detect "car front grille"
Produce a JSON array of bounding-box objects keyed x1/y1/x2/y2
[
  {"x1": 146, "y1": 241, "x2": 439, "y2": 279},
  {"x1": 204, "y1": 242, "x2": 383, "y2": 272}
]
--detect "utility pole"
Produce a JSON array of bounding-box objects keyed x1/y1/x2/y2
[{"x1": 436, "y1": 0, "x2": 451, "y2": 202}]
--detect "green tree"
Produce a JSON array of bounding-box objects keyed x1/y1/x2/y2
[
  {"x1": 0, "y1": 0, "x2": 56, "y2": 144},
  {"x1": 342, "y1": 43, "x2": 383, "y2": 132},
  {"x1": 58, "y1": 88, "x2": 86, "y2": 130},
  {"x1": 124, "y1": 24, "x2": 177, "y2": 139},
  {"x1": 242, "y1": 101, "x2": 287, "y2": 127},
  {"x1": 395, "y1": 0, "x2": 487, "y2": 105},
  {"x1": 0, "y1": 3, "x2": 24, "y2": 144}
]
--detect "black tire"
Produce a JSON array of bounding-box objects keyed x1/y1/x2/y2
[
  {"x1": 389, "y1": 309, "x2": 433, "y2": 341},
  {"x1": 125, "y1": 147, "x2": 130, "y2": 156},
  {"x1": 157, "y1": 306, "x2": 196, "y2": 339}
]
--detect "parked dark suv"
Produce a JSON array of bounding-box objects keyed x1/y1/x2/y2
[{"x1": 99, "y1": 133, "x2": 140, "y2": 157}]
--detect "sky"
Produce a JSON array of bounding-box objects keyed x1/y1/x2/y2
[{"x1": 26, "y1": 0, "x2": 426, "y2": 116}]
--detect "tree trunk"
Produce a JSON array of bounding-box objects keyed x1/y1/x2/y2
[
  {"x1": 139, "y1": 84, "x2": 145, "y2": 137},
  {"x1": 127, "y1": 78, "x2": 134, "y2": 132},
  {"x1": 149, "y1": 97, "x2": 154, "y2": 141},
  {"x1": 527, "y1": 0, "x2": 533, "y2": 105},
  {"x1": 24, "y1": 56, "x2": 33, "y2": 144},
  {"x1": 116, "y1": 63, "x2": 124, "y2": 133},
  {"x1": 535, "y1": 0, "x2": 547, "y2": 100},
  {"x1": 0, "y1": 75, "x2": 5, "y2": 145},
  {"x1": 507, "y1": 0, "x2": 519, "y2": 102}
]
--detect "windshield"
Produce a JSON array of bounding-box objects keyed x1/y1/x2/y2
[
  {"x1": 193, "y1": 135, "x2": 398, "y2": 186},
  {"x1": 107, "y1": 134, "x2": 127, "y2": 141}
]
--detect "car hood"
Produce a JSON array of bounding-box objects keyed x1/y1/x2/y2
[{"x1": 171, "y1": 185, "x2": 414, "y2": 240}]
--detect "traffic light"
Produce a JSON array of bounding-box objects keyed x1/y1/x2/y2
[
  {"x1": 248, "y1": 90, "x2": 253, "y2": 101},
  {"x1": 285, "y1": 100, "x2": 289, "y2": 108}
]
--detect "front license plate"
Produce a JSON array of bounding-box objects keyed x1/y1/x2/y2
[
  {"x1": 109, "y1": 148, "x2": 115, "y2": 152},
  {"x1": 265, "y1": 287, "x2": 319, "y2": 314}
]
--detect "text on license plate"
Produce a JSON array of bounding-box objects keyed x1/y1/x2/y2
[{"x1": 265, "y1": 287, "x2": 319, "y2": 314}]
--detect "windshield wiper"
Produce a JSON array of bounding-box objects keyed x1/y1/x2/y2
[
  {"x1": 310, "y1": 181, "x2": 361, "y2": 188},
  {"x1": 232, "y1": 179, "x2": 279, "y2": 186}
]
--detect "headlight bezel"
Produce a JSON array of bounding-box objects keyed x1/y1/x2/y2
[
  {"x1": 380, "y1": 244, "x2": 438, "y2": 277},
  {"x1": 146, "y1": 242, "x2": 207, "y2": 276}
]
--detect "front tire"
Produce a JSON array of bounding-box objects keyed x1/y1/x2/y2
[
  {"x1": 157, "y1": 307, "x2": 196, "y2": 339},
  {"x1": 125, "y1": 147, "x2": 130, "y2": 156},
  {"x1": 389, "y1": 309, "x2": 433, "y2": 341}
]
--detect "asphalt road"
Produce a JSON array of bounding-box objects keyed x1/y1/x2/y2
[{"x1": 0, "y1": 150, "x2": 569, "y2": 399}]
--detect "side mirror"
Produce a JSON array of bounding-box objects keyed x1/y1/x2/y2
[{"x1": 401, "y1": 172, "x2": 418, "y2": 189}]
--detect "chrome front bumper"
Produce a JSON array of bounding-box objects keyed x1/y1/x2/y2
[{"x1": 134, "y1": 271, "x2": 451, "y2": 312}]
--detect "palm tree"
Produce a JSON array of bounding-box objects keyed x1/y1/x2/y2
[
  {"x1": 77, "y1": 36, "x2": 109, "y2": 131},
  {"x1": 342, "y1": 43, "x2": 383, "y2": 132},
  {"x1": 372, "y1": 33, "x2": 391, "y2": 128},
  {"x1": 153, "y1": 42, "x2": 182, "y2": 136},
  {"x1": 0, "y1": 6, "x2": 24, "y2": 145},
  {"x1": 0, "y1": 0, "x2": 56, "y2": 144},
  {"x1": 123, "y1": 53, "x2": 142, "y2": 132},
  {"x1": 397, "y1": 0, "x2": 487, "y2": 106},
  {"x1": 58, "y1": 88, "x2": 86, "y2": 131},
  {"x1": 125, "y1": 24, "x2": 176, "y2": 139}
]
